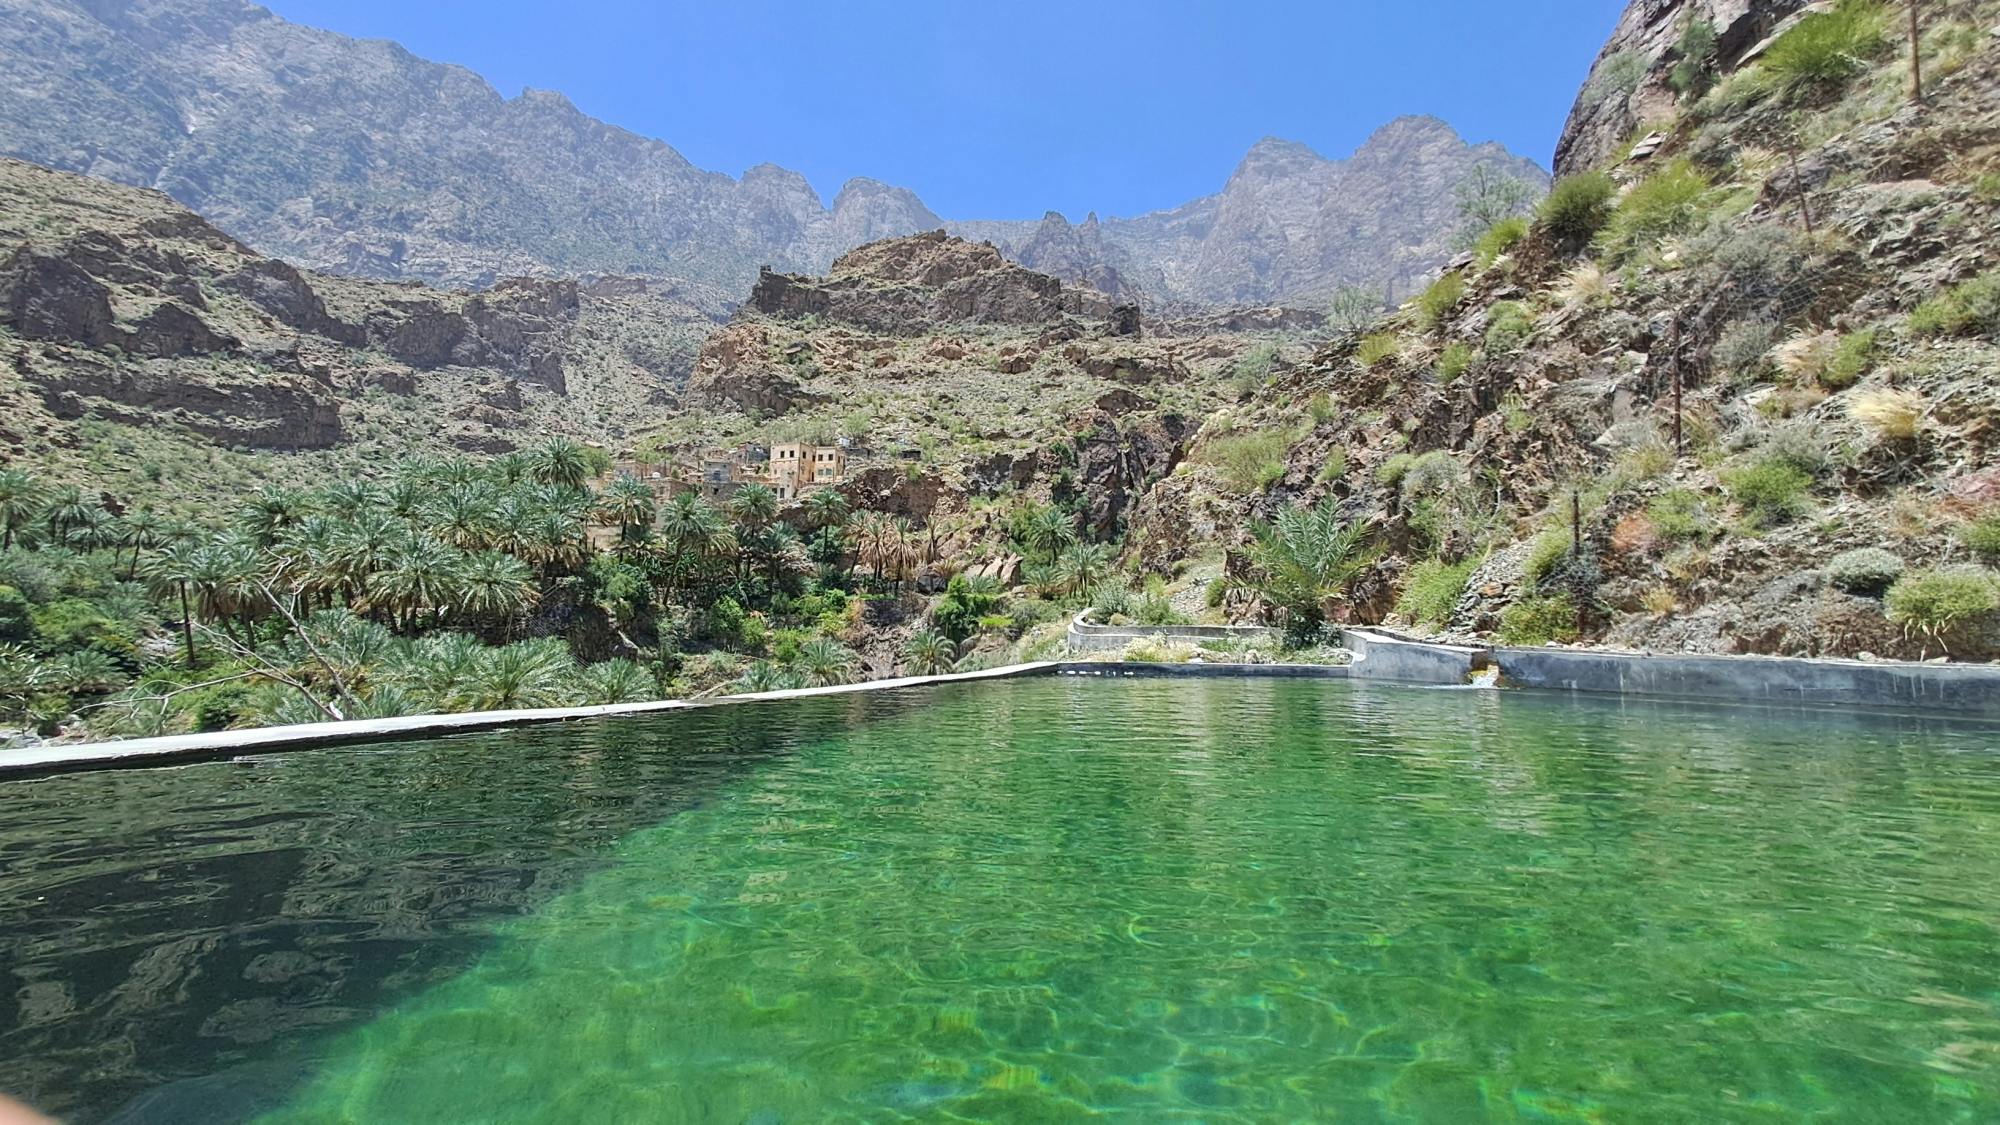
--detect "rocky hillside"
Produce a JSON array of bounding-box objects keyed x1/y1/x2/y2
[
  {"x1": 1123, "y1": 0, "x2": 2000, "y2": 661},
  {"x1": 644, "y1": 230, "x2": 1295, "y2": 544},
  {"x1": 0, "y1": 157, "x2": 716, "y2": 510},
  {"x1": 2, "y1": 0, "x2": 1545, "y2": 307},
  {"x1": 957, "y1": 118, "x2": 1552, "y2": 308}
]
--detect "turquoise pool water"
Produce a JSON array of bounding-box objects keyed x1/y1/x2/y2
[{"x1": 4, "y1": 678, "x2": 2000, "y2": 1121}]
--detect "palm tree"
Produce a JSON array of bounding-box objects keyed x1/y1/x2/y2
[
  {"x1": 320, "y1": 479, "x2": 385, "y2": 520},
  {"x1": 271, "y1": 516, "x2": 344, "y2": 611},
  {"x1": 902, "y1": 630, "x2": 958, "y2": 676},
  {"x1": 120, "y1": 508, "x2": 164, "y2": 579},
  {"x1": 1026, "y1": 506, "x2": 1077, "y2": 564},
  {"x1": 573, "y1": 659, "x2": 656, "y2": 705},
  {"x1": 383, "y1": 632, "x2": 487, "y2": 710},
  {"x1": 658, "y1": 492, "x2": 731, "y2": 594},
  {"x1": 793, "y1": 636, "x2": 858, "y2": 688},
  {"x1": 330, "y1": 511, "x2": 400, "y2": 608},
  {"x1": 426, "y1": 484, "x2": 499, "y2": 550},
  {"x1": 241, "y1": 485, "x2": 309, "y2": 547},
  {"x1": 188, "y1": 537, "x2": 265, "y2": 641},
  {"x1": 42, "y1": 485, "x2": 96, "y2": 543},
  {"x1": 457, "y1": 550, "x2": 538, "y2": 626},
  {"x1": 372, "y1": 535, "x2": 468, "y2": 632},
  {"x1": 597, "y1": 477, "x2": 657, "y2": 549},
  {"x1": 803, "y1": 488, "x2": 849, "y2": 532},
  {"x1": 734, "y1": 661, "x2": 800, "y2": 694},
  {"x1": 523, "y1": 508, "x2": 588, "y2": 575},
  {"x1": 1239, "y1": 497, "x2": 1375, "y2": 642},
  {"x1": 460, "y1": 638, "x2": 573, "y2": 710},
  {"x1": 0, "y1": 469, "x2": 44, "y2": 550},
  {"x1": 1052, "y1": 542, "x2": 1113, "y2": 599},
  {"x1": 527, "y1": 436, "x2": 593, "y2": 490},
  {"x1": 730, "y1": 484, "x2": 778, "y2": 534},
  {"x1": 145, "y1": 540, "x2": 202, "y2": 668},
  {"x1": 490, "y1": 452, "x2": 532, "y2": 486}
]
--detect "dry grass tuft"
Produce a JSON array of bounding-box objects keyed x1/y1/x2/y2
[{"x1": 1846, "y1": 387, "x2": 1925, "y2": 441}]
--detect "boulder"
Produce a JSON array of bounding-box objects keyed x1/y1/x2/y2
[{"x1": 0, "y1": 250, "x2": 121, "y2": 347}]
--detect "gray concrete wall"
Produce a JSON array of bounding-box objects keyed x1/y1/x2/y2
[
  {"x1": 1065, "y1": 612, "x2": 1280, "y2": 654},
  {"x1": 1051, "y1": 662, "x2": 1350, "y2": 681},
  {"x1": 1340, "y1": 628, "x2": 1487, "y2": 685},
  {"x1": 1494, "y1": 646, "x2": 2000, "y2": 715}
]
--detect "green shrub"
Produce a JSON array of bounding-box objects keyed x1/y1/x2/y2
[
  {"x1": 1825, "y1": 547, "x2": 1904, "y2": 595},
  {"x1": 1821, "y1": 328, "x2": 1876, "y2": 388},
  {"x1": 1375, "y1": 453, "x2": 1418, "y2": 489},
  {"x1": 1648, "y1": 489, "x2": 1716, "y2": 542},
  {"x1": 1395, "y1": 558, "x2": 1477, "y2": 627},
  {"x1": 1357, "y1": 333, "x2": 1401, "y2": 367},
  {"x1": 1586, "y1": 51, "x2": 1648, "y2": 106},
  {"x1": 31, "y1": 598, "x2": 137, "y2": 662},
  {"x1": 1436, "y1": 341, "x2": 1476, "y2": 383},
  {"x1": 1204, "y1": 578, "x2": 1227, "y2": 609},
  {"x1": 1956, "y1": 514, "x2": 2000, "y2": 562},
  {"x1": 1977, "y1": 173, "x2": 2000, "y2": 204},
  {"x1": 1416, "y1": 271, "x2": 1467, "y2": 331},
  {"x1": 1484, "y1": 302, "x2": 1534, "y2": 353},
  {"x1": 1713, "y1": 318, "x2": 1780, "y2": 381},
  {"x1": 1234, "y1": 342, "x2": 1282, "y2": 382},
  {"x1": 1202, "y1": 429, "x2": 1290, "y2": 493},
  {"x1": 1761, "y1": 0, "x2": 1890, "y2": 101},
  {"x1": 1725, "y1": 457, "x2": 1814, "y2": 522},
  {"x1": 1669, "y1": 18, "x2": 1720, "y2": 97},
  {"x1": 1498, "y1": 594, "x2": 1580, "y2": 645},
  {"x1": 1320, "y1": 448, "x2": 1348, "y2": 483},
  {"x1": 1603, "y1": 158, "x2": 1710, "y2": 258},
  {"x1": 1537, "y1": 173, "x2": 1617, "y2": 247},
  {"x1": 1524, "y1": 528, "x2": 1574, "y2": 587},
  {"x1": 0, "y1": 585, "x2": 29, "y2": 644},
  {"x1": 1473, "y1": 217, "x2": 1530, "y2": 268},
  {"x1": 1908, "y1": 271, "x2": 2000, "y2": 338},
  {"x1": 1307, "y1": 392, "x2": 1337, "y2": 425},
  {"x1": 1885, "y1": 566, "x2": 2000, "y2": 646}
]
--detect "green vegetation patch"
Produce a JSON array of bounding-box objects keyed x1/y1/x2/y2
[
  {"x1": 1909, "y1": 271, "x2": 2000, "y2": 338},
  {"x1": 1536, "y1": 173, "x2": 1617, "y2": 248},
  {"x1": 1498, "y1": 593, "x2": 1580, "y2": 646},
  {"x1": 1395, "y1": 558, "x2": 1478, "y2": 628},
  {"x1": 1761, "y1": 0, "x2": 1891, "y2": 102}
]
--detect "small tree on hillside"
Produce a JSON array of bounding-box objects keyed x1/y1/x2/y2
[{"x1": 1453, "y1": 162, "x2": 1539, "y2": 248}]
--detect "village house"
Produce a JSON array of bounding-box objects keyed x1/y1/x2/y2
[{"x1": 607, "y1": 439, "x2": 847, "y2": 504}]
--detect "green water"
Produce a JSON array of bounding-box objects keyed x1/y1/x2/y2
[{"x1": 7, "y1": 679, "x2": 2000, "y2": 1121}]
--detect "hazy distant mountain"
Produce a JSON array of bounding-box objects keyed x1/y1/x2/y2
[
  {"x1": 0, "y1": 0, "x2": 1548, "y2": 306},
  {"x1": 956, "y1": 118, "x2": 1552, "y2": 307}
]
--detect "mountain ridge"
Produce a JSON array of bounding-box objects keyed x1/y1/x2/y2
[{"x1": 1, "y1": 0, "x2": 1547, "y2": 307}]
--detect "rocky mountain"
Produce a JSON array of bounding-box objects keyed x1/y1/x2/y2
[
  {"x1": 0, "y1": 156, "x2": 717, "y2": 507},
  {"x1": 955, "y1": 119, "x2": 1551, "y2": 308},
  {"x1": 1, "y1": 0, "x2": 1545, "y2": 309},
  {"x1": 0, "y1": 0, "x2": 941, "y2": 293}
]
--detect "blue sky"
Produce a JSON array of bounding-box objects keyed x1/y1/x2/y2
[{"x1": 261, "y1": 0, "x2": 1624, "y2": 220}]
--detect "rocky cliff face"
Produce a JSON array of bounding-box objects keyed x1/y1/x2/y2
[
  {"x1": 1553, "y1": 0, "x2": 1809, "y2": 177},
  {"x1": 0, "y1": 158, "x2": 715, "y2": 477},
  {"x1": 1, "y1": 0, "x2": 1547, "y2": 310}
]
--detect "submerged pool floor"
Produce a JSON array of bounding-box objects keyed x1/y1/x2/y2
[{"x1": 6, "y1": 678, "x2": 2000, "y2": 1121}]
